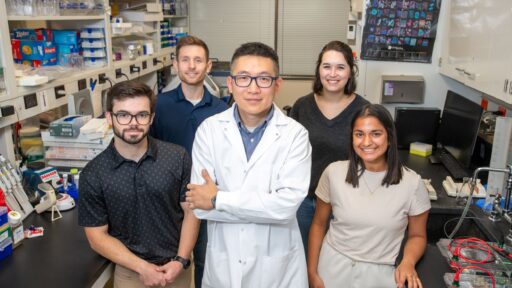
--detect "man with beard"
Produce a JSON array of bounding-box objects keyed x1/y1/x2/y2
[
  {"x1": 79, "y1": 81, "x2": 199, "y2": 288},
  {"x1": 150, "y1": 35, "x2": 227, "y2": 287}
]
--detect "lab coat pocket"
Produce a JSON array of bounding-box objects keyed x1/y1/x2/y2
[
  {"x1": 202, "y1": 250, "x2": 230, "y2": 288},
  {"x1": 260, "y1": 248, "x2": 302, "y2": 288}
]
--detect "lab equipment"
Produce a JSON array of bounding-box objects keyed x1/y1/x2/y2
[
  {"x1": 488, "y1": 117, "x2": 512, "y2": 205},
  {"x1": 35, "y1": 182, "x2": 61, "y2": 221},
  {"x1": 0, "y1": 155, "x2": 34, "y2": 218},
  {"x1": 67, "y1": 89, "x2": 94, "y2": 116},
  {"x1": 423, "y1": 179, "x2": 437, "y2": 201},
  {"x1": 442, "y1": 176, "x2": 486, "y2": 198}
]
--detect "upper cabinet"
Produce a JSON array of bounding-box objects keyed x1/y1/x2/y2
[{"x1": 440, "y1": 0, "x2": 512, "y2": 104}]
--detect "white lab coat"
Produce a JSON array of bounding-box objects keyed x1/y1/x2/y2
[{"x1": 191, "y1": 104, "x2": 311, "y2": 288}]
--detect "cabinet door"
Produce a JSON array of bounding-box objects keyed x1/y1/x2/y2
[
  {"x1": 477, "y1": 0, "x2": 512, "y2": 103},
  {"x1": 441, "y1": 0, "x2": 512, "y2": 103},
  {"x1": 440, "y1": 0, "x2": 478, "y2": 84}
]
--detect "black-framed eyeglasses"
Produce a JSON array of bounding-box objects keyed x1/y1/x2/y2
[
  {"x1": 111, "y1": 112, "x2": 152, "y2": 125},
  {"x1": 230, "y1": 75, "x2": 278, "y2": 88}
]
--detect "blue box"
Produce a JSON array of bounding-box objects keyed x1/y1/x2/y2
[
  {"x1": 0, "y1": 237, "x2": 13, "y2": 262},
  {"x1": 53, "y1": 30, "x2": 80, "y2": 45},
  {"x1": 0, "y1": 207, "x2": 7, "y2": 226},
  {"x1": 20, "y1": 40, "x2": 57, "y2": 60}
]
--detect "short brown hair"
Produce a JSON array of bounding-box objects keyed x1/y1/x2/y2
[
  {"x1": 313, "y1": 41, "x2": 357, "y2": 96},
  {"x1": 176, "y1": 35, "x2": 209, "y2": 60},
  {"x1": 106, "y1": 81, "x2": 155, "y2": 113}
]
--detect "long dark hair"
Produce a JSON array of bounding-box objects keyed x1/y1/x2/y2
[
  {"x1": 345, "y1": 104, "x2": 404, "y2": 187},
  {"x1": 313, "y1": 40, "x2": 357, "y2": 96}
]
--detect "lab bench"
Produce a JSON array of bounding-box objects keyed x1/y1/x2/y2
[
  {"x1": 0, "y1": 150, "x2": 509, "y2": 287},
  {"x1": 0, "y1": 208, "x2": 109, "y2": 287}
]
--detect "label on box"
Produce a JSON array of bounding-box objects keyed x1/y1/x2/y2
[
  {"x1": 12, "y1": 226, "x2": 24, "y2": 245},
  {"x1": 0, "y1": 230, "x2": 8, "y2": 242}
]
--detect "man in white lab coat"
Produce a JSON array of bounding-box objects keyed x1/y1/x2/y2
[{"x1": 186, "y1": 42, "x2": 312, "y2": 288}]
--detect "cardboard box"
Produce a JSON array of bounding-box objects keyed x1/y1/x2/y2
[{"x1": 49, "y1": 115, "x2": 92, "y2": 137}]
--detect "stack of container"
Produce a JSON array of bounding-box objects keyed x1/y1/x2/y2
[
  {"x1": 81, "y1": 28, "x2": 107, "y2": 68},
  {"x1": 0, "y1": 206, "x2": 13, "y2": 262}
]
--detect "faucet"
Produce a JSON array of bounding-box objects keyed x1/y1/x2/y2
[
  {"x1": 484, "y1": 164, "x2": 512, "y2": 247},
  {"x1": 487, "y1": 164, "x2": 512, "y2": 221}
]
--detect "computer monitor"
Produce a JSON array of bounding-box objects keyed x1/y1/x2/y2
[
  {"x1": 436, "y1": 90, "x2": 484, "y2": 168},
  {"x1": 395, "y1": 107, "x2": 440, "y2": 149}
]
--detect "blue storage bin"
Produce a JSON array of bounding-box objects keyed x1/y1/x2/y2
[
  {"x1": 0, "y1": 206, "x2": 7, "y2": 226},
  {"x1": 0, "y1": 237, "x2": 13, "y2": 262}
]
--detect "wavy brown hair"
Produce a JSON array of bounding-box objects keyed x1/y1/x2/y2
[{"x1": 313, "y1": 41, "x2": 357, "y2": 96}]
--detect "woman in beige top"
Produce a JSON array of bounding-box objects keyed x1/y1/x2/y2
[{"x1": 307, "y1": 104, "x2": 430, "y2": 288}]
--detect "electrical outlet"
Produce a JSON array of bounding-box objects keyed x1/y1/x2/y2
[
  {"x1": 142, "y1": 61, "x2": 147, "y2": 70},
  {"x1": 130, "y1": 65, "x2": 140, "y2": 74},
  {"x1": 78, "y1": 78, "x2": 87, "y2": 90},
  {"x1": 116, "y1": 68, "x2": 122, "y2": 79},
  {"x1": 54, "y1": 85, "x2": 66, "y2": 99},
  {"x1": 98, "y1": 73, "x2": 106, "y2": 84}
]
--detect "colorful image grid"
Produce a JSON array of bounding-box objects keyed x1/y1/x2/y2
[{"x1": 361, "y1": 0, "x2": 440, "y2": 63}]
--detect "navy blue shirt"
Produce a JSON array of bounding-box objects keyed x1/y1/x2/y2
[
  {"x1": 234, "y1": 105, "x2": 274, "y2": 161},
  {"x1": 150, "y1": 84, "x2": 228, "y2": 154}
]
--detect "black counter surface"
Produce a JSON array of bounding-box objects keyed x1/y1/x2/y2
[{"x1": 0, "y1": 208, "x2": 108, "y2": 288}]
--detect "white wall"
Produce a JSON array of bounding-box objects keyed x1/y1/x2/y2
[
  {"x1": 276, "y1": 0, "x2": 485, "y2": 115},
  {"x1": 356, "y1": 0, "x2": 482, "y2": 115}
]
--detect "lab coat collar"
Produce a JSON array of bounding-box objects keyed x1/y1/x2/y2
[{"x1": 218, "y1": 103, "x2": 289, "y2": 166}]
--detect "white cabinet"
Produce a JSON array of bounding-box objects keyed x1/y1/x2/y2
[{"x1": 440, "y1": 0, "x2": 512, "y2": 103}]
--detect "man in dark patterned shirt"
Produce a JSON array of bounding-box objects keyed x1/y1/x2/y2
[{"x1": 78, "y1": 81, "x2": 199, "y2": 287}]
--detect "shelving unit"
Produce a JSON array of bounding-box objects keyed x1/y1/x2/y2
[
  {"x1": 0, "y1": 0, "x2": 186, "y2": 163},
  {"x1": 7, "y1": 15, "x2": 105, "y2": 21}
]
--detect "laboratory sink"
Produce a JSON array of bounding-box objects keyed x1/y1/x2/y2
[{"x1": 427, "y1": 210, "x2": 495, "y2": 243}]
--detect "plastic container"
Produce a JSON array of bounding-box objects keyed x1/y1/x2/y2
[
  {"x1": 82, "y1": 39, "x2": 105, "y2": 48},
  {"x1": 84, "y1": 57, "x2": 107, "y2": 68},
  {"x1": 19, "y1": 126, "x2": 44, "y2": 157},
  {"x1": 83, "y1": 48, "x2": 106, "y2": 58},
  {"x1": 8, "y1": 211, "x2": 24, "y2": 249},
  {"x1": 111, "y1": 23, "x2": 132, "y2": 35},
  {"x1": 0, "y1": 237, "x2": 13, "y2": 262},
  {"x1": 0, "y1": 207, "x2": 7, "y2": 226},
  {"x1": 80, "y1": 28, "x2": 104, "y2": 39}
]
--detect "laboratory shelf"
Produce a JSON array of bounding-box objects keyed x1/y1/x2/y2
[
  {"x1": 113, "y1": 50, "x2": 172, "y2": 69},
  {"x1": 163, "y1": 15, "x2": 188, "y2": 19},
  {"x1": 112, "y1": 30, "x2": 157, "y2": 38},
  {"x1": 16, "y1": 67, "x2": 109, "y2": 97},
  {"x1": 7, "y1": 15, "x2": 105, "y2": 21}
]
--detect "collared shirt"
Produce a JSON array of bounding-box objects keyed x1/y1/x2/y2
[
  {"x1": 78, "y1": 137, "x2": 191, "y2": 264},
  {"x1": 234, "y1": 105, "x2": 274, "y2": 160},
  {"x1": 150, "y1": 83, "x2": 228, "y2": 154}
]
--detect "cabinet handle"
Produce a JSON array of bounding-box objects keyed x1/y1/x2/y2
[
  {"x1": 505, "y1": 79, "x2": 509, "y2": 93},
  {"x1": 509, "y1": 81, "x2": 512, "y2": 94},
  {"x1": 463, "y1": 71, "x2": 471, "y2": 76},
  {"x1": 455, "y1": 67, "x2": 464, "y2": 72}
]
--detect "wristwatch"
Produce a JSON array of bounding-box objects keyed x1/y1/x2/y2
[
  {"x1": 211, "y1": 195, "x2": 217, "y2": 209},
  {"x1": 172, "y1": 255, "x2": 191, "y2": 270}
]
